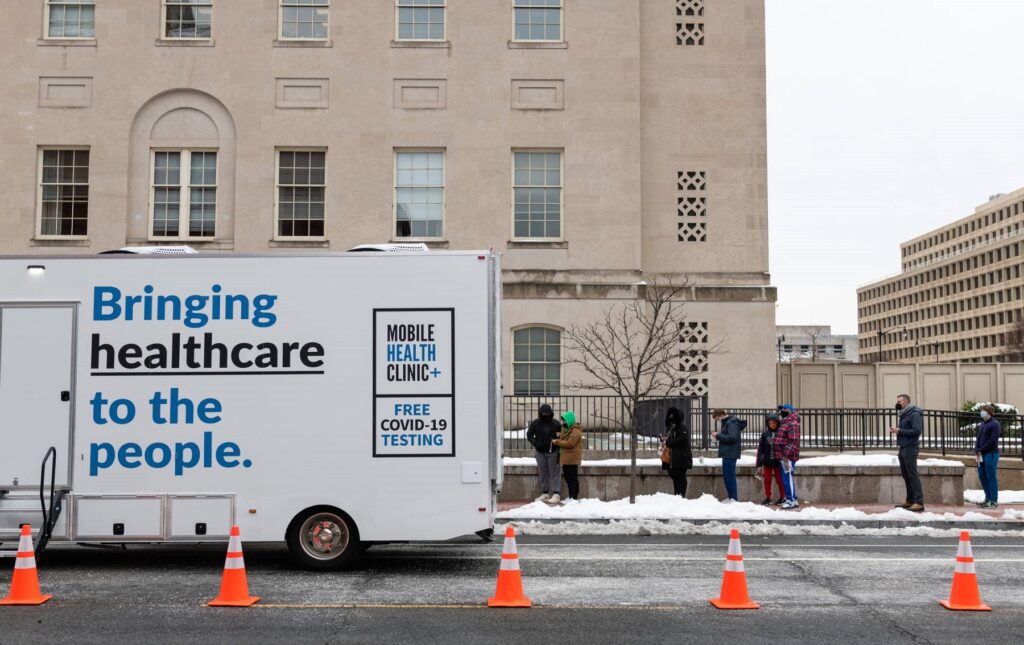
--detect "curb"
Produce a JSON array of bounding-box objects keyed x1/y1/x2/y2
[{"x1": 495, "y1": 518, "x2": 1024, "y2": 531}]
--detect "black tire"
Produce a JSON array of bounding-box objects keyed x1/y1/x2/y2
[{"x1": 285, "y1": 506, "x2": 364, "y2": 571}]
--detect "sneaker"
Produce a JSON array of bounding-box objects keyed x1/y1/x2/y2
[
  {"x1": 548, "y1": 494, "x2": 560, "y2": 504},
  {"x1": 559, "y1": 497, "x2": 577, "y2": 505},
  {"x1": 773, "y1": 498, "x2": 786, "y2": 506},
  {"x1": 908, "y1": 503, "x2": 925, "y2": 513},
  {"x1": 760, "y1": 497, "x2": 772, "y2": 506},
  {"x1": 780, "y1": 500, "x2": 799, "y2": 509},
  {"x1": 975, "y1": 500, "x2": 988, "y2": 508},
  {"x1": 981, "y1": 500, "x2": 998, "y2": 509},
  {"x1": 722, "y1": 498, "x2": 736, "y2": 505},
  {"x1": 535, "y1": 493, "x2": 550, "y2": 502}
]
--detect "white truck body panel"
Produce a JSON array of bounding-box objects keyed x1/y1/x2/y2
[{"x1": 0, "y1": 251, "x2": 501, "y2": 545}]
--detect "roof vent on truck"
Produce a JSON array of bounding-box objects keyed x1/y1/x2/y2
[
  {"x1": 347, "y1": 243, "x2": 429, "y2": 253},
  {"x1": 99, "y1": 246, "x2": 198, "y2": 255}
]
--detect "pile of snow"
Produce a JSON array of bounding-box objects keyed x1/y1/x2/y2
[
  {"x1": 964, "y1": 489, "x2": 1024, "y2": 504},
  {"x1": 502, "y1": 455, "x2": 756, "y2": 468},
  {"x1": 505, "y1": 519, "x2": 1024, "y2": 538},
  {"x1": 496, "y1": 492, "x2": 1016, "y2": 523}
]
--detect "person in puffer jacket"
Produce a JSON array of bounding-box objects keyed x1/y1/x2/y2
[
  {"x1": 756, "y1": 413, "x2": 785, "y2": 505},
  {"x1": 552, "y1": 410, "x2": 584, "y2": 504},
  {"x1": 772, "y1": 404, "x2": 801, "y2": 508},
  {"x1": 526, "y1": 403, "x2": 562, "y2": 503}
]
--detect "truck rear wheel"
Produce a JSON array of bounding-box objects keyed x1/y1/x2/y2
[{"x1": 286, "y1": 507, "x2": 364, "y2": 570}]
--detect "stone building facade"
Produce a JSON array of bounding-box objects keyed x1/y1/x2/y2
[
  {"x1": 858, "y1": 189, "x2": 1024, "y2": 364},
  {"x1": 1, "y1": 0, "x2": 775, "y2": 406}
]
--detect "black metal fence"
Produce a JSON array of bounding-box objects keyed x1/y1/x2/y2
[{"x1": 503, "y1": 395, "x2": 1023, "y2": 458}]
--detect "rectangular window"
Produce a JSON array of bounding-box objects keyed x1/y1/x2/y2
[
  {"x1": 46, "y1": 0, "x2": 95, "y2": 38},
  {"x1": 513, "y1": 327, "x2": 561, "y2": 396},
  {"x1": 163, "y1": 0, "x2": 213, "y2": 39},
  {"x1": 276, "y1": 150, "x2": 326, "y2": 238},
  {"x1": 514, "y1": 0, "x2": 562, "y2": 41},
  {"x1": 280, "y1": 0, "x2": 329, "y2": 40},
  {"x1": 395, "y1": 150, "x2": 444, "y2": 238},
  {"x1": 150, "y1": 150, "x2": 217, "y2": 238},
  {"x1": 396, "y1": 0, "x2": 445, "y2": 40},
  {"x1": 513, "y1": 150, "x2": 562, "y2": 239},
  {"x1": 38, "y1": 148, "x2": 89, "y2": 237}
]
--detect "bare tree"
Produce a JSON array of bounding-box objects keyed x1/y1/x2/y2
[
  {"x1": 563, "y1": 277, "x2": 724, "y2": 503},
  {"x1": 1004, "y1": 311, "x2": 1024, "y2": 362},
  {"x1": 807, "y1": 326, "x2": 825, "y2": 362}
]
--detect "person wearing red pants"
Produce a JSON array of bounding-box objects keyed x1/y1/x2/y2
[{"x1": 756, "y1": 413, "x2": 785, "y2": 505}]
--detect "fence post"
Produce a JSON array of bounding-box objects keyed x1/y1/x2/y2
[
  {"x1": 860, "y1": 410, "x2": 866, "y2": 456},
  {"x1": 940, "y1": 411, "x2": 946, "y2": 457}
]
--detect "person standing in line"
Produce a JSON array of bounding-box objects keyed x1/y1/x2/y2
[
  {"x1": 756, "y1": 413, "x2": 785, "y2": 505},
  {"x1": 552, "y1": 410, "x2": 584, "y2": 504},
  {"x1": 660, "y1": 407, "x2": 693, "y2": 497},
  {"x1": 975, "y1": 405, "x2": 1003, "y2": 508},
  {"x1": 889, "y1": 394, "x2": 924, "y2": 512},
  {"x1": 773, "y1": 404, "x2": 801, "y2": 509},
  {"x1": 711, "y1": 409, "x2": 744, "y2": 503},
  {"x1": 526, "y1": 403, "x2": 562, "y2": 503}
]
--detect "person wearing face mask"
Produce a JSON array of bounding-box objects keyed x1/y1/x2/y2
[
  {"x1": 756, "y1": 413, "x2": 785, "y2": 505},
  {"x1": 772, "y1": 404, "x2": 801, "y2": 509},
  {"x1": 889, "y1": 394, "x2": 924, "y2": 512},
  {"x1": 975, "y1": 405, "x2": 1002, "y2": 508},
  {"x1": 551, "y1": 410, "x2": 584, "y2": 504}
]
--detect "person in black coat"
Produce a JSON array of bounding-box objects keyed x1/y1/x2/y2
[
  {"x1": 660, "y1": 407, "x2": 693, "y2": 497},
  {"x1": 756, "y1": 413, "x2": 785, "y2": 505}
]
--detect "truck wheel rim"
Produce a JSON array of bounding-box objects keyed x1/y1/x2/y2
[{"x1": 301, "y1": 513, "x2": 349, "y2": 560}]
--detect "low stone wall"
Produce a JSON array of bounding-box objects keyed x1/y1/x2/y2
[{"x1": 500, "y1": 462, "x2": 965, "y2": 506}]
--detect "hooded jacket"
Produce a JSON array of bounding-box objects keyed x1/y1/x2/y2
[
  {"x1": 772, "y1": 410, "x2": 801, "y2": 462},
  {"x1": 526, "y1": 403, "x2": 561, "y2": 453},
  {"x1": 552, "y1": 410, "x2": 584, "y2": 465},
  {"x1": 895, "y1": 405, "x2": 922, "y2": 449},
  {"x1": 756, "y1": 415, "x2": 781, "y2": 468},
  {"x1": 715, "y1": 415, "x2": 744, "y2": 460},
  {"x1": 663, "y1": 406, "x2": 693, "y2": 470}
]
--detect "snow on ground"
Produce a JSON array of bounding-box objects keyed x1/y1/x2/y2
[
  {"x1": 965, "y1": 489, "x2": 1024, "y2": 504},
  {"x1": 496, "y1": 492, "x2": 1019, "y2": 524},
  {"x1": 502, "y1": 454, "x2": 962, "y2": 468},
  {"x1": 504, "y1": 519, "x2": 1024, "y2": 538}
]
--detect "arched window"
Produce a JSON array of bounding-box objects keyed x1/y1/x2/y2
[{"x1": 512, "y1": 327, "x2": 561, "y2": 396}]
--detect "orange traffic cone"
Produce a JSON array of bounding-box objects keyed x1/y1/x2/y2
[
  {"x1": 939, "y1": 530, "x2": 991, "y2": 611},
  {"x1": 709, "y1": 528, "x2": 759, "y2": 610},
  {"x1": 0, "y1": 524, "x2": 52, "y2": 606},
  {"x1": 487, "y1": 526, "x2": 531, "y2": 608},
  {"x1": 208, "y1": 525, "x2": 259, "y2": 607}
]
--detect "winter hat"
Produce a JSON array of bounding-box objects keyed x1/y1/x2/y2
[
  {"x1": 779, "y1": 404, "x2": 795, "y2": 412},
  {"x1": 560, "y1": 410, "x2": 577, "y2": 428},
  {"x1": 539, "y1": 403, "x2": 554, "y2": 418},
  {"x1": 765, "y1": 413, "x2": 781, "y2": 424},
  {"x1": 665, "y1": 407, "x2": 682, "y2": 427}
]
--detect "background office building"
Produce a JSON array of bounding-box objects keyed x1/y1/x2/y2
[
  {"x1": 858, "y1": 189, "x2": 1024, "y2": 364},
  {"x1": 776, "y1": 326, "x2": 858, "y2": 363},
  {"x1": 1, "y1": 0, "x2": 775, "y2": 406}
]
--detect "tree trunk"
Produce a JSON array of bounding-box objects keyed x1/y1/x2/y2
[{"x1": 628, "y1": 410, "x2": 637, "y2": 504}]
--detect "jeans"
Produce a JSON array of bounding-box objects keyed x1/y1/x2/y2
[
  {"x1": 562, "y1": 464, "x2": 580, "y2": 499},
  {"x1": 780, "y1": 460, "x2": 797, "y2": 502},
  {"x1": 762, "y1": 466, "x2": 784, "y2": 499},
  {"x1": 534, "y1": 450, "x2": 561, "y2": 494},
  {"x1": 669, "y1": 468, "x2": 689, "y2": 497},
  {"x1": 722, "y1": 458, "x2": 738, "y2": 500},
  {"x1": 978, "y1": 451, "x2": 999, "y2": 503},
  {"x1": 898, "y1": 445, "x2": 923, "y2": 504}
]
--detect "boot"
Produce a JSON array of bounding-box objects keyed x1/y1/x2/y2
[{"x1": 908, "y1": 503, "x2": 925, "y2": 513}]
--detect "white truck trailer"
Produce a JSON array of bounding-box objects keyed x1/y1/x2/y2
[{"x1": 0, "y1": 250, "x2": 503, "y2": 569}]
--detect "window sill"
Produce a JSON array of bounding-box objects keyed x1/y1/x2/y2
[
  {"x1": 155, "y1": 38, "x2": 215, "y2": 47},
  {"x1": 268, "y1": 239, "x2": 330, "y2": 248},
  {"x1": 31, "y1": 238, "x2": 90, "y2": 247},
  {"x1": 391, "y1": 239, "x2": 449, "y2": 249},
  {"x1": 136, "y1": 239, "x2": 235, "y2": 250},
  {"x1": 507, "y1": 240, "x2": 567, "y2": 249},
  {"x1": 390, "y1": 40, "x2": 451, "y2": 49},
  {"x1": 507, "y1": 40, "x2": 568, "y2": 50},
  {"x1": 37, "y1": 38, "x2": 97, "y2": 47},
  {"x1": 273, "y1": 39, "x2": 333, "y2": 48}
]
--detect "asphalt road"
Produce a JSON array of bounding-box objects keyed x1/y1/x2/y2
[{"x1": 1, "y1": 535, "x2": 1022, "y2": 644}]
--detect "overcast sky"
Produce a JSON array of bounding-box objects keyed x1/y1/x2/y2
[{"x1": 765, "y1": 0, "x2": 1024, "y2": 335}]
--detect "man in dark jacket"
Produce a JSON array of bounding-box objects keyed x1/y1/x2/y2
[
  {"x1": 889, "y1": 394, "x2": 924, "y2": 512},
  {"x1": 661, "y1": 407, "x2": 693, "y2": 497},
  {"x1": 526, "y1": 404, "x2": 562, "y2": 502},
  {"x1": 711, "y1": 408, "x2": 744, "y2": 502}
]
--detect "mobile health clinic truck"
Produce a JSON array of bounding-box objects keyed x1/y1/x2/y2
[{"x1": 0, "y1": 250, "x2": 503, "y2": 569}]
